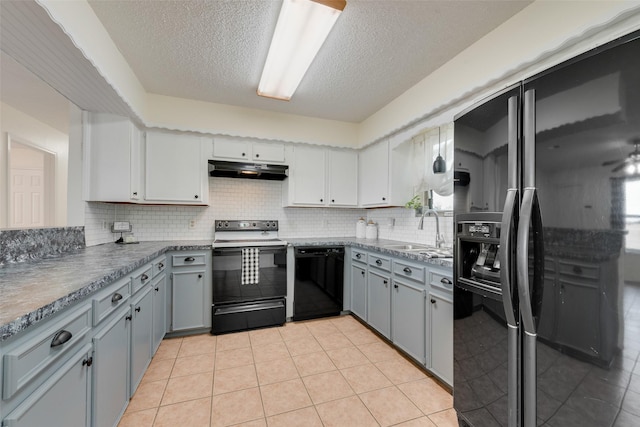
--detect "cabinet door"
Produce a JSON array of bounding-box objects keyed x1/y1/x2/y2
[
  {"x1": 84, "y1": 112, "x2": 134, "y2": 202},
  {"x1": 151, "y1": 274, "x2": 167, "y2": 353},
  {"x1": 252, "y1": 142, "x2": 285, "y2": 163},
  {"x1": 172, "y1": 270, "x2": 207, "y2": 331},
  {"x1": 359, "y1": 141, "x2": 389, "y2": 207},
  {"x1": 555, "y1": 280, "x2": 600, "y2": 357},
  {"x1": 130, "y1": 127, "x2": 143, "y2": 200},
  {"x1": 130, "y1": 287, "x2": 153, "y2": 394},
  {"x1": 291, "y1": 145, "x2": 326, "y2": 205},
  {"x1": 351, "y1": 264, "x2": 367, "y2": 321},
  {"x1": 145, "y1": 132, "x2": 205, "y2": 203},
  {"x1": 367, "y1": 270, "x2": 391, "y2": 338},
  {"x1": 92, "y1": 309, "x2": 130, "y2": 427},
  {"x1": 212, "y1": 138, "x2": 250, "y2": 161},
  {"x1": 3, "y1": 344, "x2": 91, "y2": 427},
  {"x1": 328, "y1": 150, "x2": 358, "y2": 206},
  {"x1": 392, "y1": 280, "x2": 426, "y2": 364},
  {"x1": 429, "y1": 292, "x2": 453, "y2": 385}
]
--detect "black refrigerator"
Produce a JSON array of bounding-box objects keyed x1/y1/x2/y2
[{"x1": 453, "y1": 30, "x2": 640, "y2": 427}]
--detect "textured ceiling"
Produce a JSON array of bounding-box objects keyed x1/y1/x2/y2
[{"x1": 88, "y1": 0, "x2": 531, "y2": 123}]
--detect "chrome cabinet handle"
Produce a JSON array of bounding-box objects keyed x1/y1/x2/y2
[
  {"x1": 440, "y1": 278, "x2": 452, "y2": 285},
  {"x1": 126, "y1": 315, "x2": 132, "y2": 321},
  {"x1": 141, "y1": 273, "x2": 149, "y2": 282},
  {"x1": 135, "y1": 307, "x2": 141, "y2": 313},
  {"x1": 111, "y1": 293, "x2": 123, "y2": 303},
  {"x1": 361, "y1": 271, "x2": 365, "y2": 276},
  {"x1": 185, "y1": 257, "x2": 195, "y2": 262},
  {"x1": 376, "y1": 259, "x2": 382, "y2": 266},
  {"x1": 356, "y1": 253, "x2": 361, "y2": 259},
  {"x1": 194, "y1": 195, "x2": 199, "y2": 199},
  {"x1": 383, "y1": 280, "x2": 388, "y2": 285},
  {"x1": 158, "y1": 262, "x2": 164, "y2": 269},
  {"x1": 393, "y1": 284, "x2": 398, "y2": 289},
  {"x1": 403, "y1": 267, "x2": 411, "y2": 274},
  {"x1": 51, "y1": 330, "x2": 72, "y2": 347},
  {"x1": 430, "y1": 299, "x2": 436, "y2": 304},
  {"x1": 82, "y1": 357, "x2": 93, "y2": 367}
]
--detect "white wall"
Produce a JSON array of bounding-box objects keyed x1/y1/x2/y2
[
  {"x1": 84, "y1": 177, "x2": 447, "y2": 247},
  {"x1": 0, "y1": 102, "x2": 68, "y2": 228}
]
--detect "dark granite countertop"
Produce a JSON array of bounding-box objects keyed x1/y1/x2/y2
[
  {"x1": 0, "y1": 237, "x2": 451, "y2": 342},
  {"x1": 284, "y1": 237, "x2": 454, "y2": 268},
  {"x1": 0, "y1": 240, "x2": 212, "y2": 342}
]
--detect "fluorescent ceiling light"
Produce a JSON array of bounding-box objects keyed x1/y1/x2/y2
[{"x1": 258, "y1": 0, "x2": 346, "y2": 101}]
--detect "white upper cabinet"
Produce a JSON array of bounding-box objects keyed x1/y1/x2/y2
[
  {"x1": 288, "y1": 145, "x2": 326, "y2": 206},
  {"x1": 83, "y1": 112, "x2": 143, "y2": 202},
  {"x1": 359, "y1": 141, "x2": 390, "y2": 207},
  {"x1": 283, "y1": 146, "x2": 358, "y2": 207},
  {"x1": 359, "y1": 138, "x2": 412, "y2": 208},
  {"x1": 327, "y1": 150, "x2": 358, "y2": 206},
  {"x1": 212, "y1": 138, "x2": 285, "y2": 163},
  {"x1": 145, "y1": 131, "x2": 209, "y2": 204}
]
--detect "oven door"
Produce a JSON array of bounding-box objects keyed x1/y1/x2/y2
[{"x1": 212, "y1": 245, "x2": 287, "y2": 305}]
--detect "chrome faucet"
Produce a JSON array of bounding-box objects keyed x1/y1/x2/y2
[{"x1": 418, "y1": 208, "x2": 445, "y2": 248}]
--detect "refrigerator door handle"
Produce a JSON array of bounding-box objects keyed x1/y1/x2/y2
[
  {"x1": 517, "y1": 187, "x2": 545, "y2": 427},
  {"x1": 500, "y1": 188, "x2": 519, "y2": 427}
]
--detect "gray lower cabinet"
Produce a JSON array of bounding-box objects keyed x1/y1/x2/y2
[
  {"x1": 428, "y1": 292, "x2": 453, "y2": 385},
  {"x1": 367, "y1": 270, "x2": 391, "y2": 338},
  {"x1": 350, "y1": 264, "x2": 367, "y2": 321},
  {"x1": 3, "y1": 343, "x2": 92, "y2": 427},
  {"x1": 169, "y1": 251, "x2": 212, "y2": 332},
  {"x1": 151, "y1": 272, "x2": 167, "y2": 353},
  {"x1": 130, "y1": 286, "x2": 153, "y2": 393},
  {"x1": 392, "y1": 279, "x2": 426, "y2": 364},
  {"x1": 92, "y1": 307, "x2": 130, "y2": 427},
  {"x1": 427, "y1": 267, "x2": 453, "y2": 386}
]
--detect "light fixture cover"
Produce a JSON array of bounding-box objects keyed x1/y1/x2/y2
[
  {"x1": 433, "y1": 155, "x2": 446, "y2": 174},
  {"x1": 258, "y1": 0, "x2": 346, "y2": 101}
]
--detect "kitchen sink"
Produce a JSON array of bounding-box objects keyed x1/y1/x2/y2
[
  {"x1": 417, "y1": 249, "x2": 453, "y2": 258},
  {"x1": 383, "y1": 244, "x2": 430, "y2": 251},
  {"x1": 382, "y1": 244, "x2": 453, "y2": 258}
]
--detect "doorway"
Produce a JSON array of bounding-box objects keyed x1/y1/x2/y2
[{"x1": 7, "y1": 136, "x2": 55, "y2": 228}]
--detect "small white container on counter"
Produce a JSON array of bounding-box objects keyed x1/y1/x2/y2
[
  {"x1": 356, "y1": 218, "x2": 366, "y2": 239},
  {"x1": 365, "y1": 221, "x2": 378, "y2": 240}
]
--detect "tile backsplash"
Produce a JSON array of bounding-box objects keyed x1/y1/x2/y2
[{"x1": 85, "y1": 177, "x2": 452, "y2": 247}]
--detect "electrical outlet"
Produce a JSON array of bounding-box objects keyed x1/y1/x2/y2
[{"x1": 189, "y1": 219, "x2": 196, "y2": 229}]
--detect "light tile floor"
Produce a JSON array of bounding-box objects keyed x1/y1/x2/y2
[{"x1": 118, "y1": 315, "x2": 456, "y2": 427}]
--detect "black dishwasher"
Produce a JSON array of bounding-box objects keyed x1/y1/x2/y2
[{"x1": 293, "y1": 246, "x2": 344, "y2": 321}]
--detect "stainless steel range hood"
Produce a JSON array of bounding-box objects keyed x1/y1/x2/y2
[{"x1": 208, "y1": 160, "x2": 288, "y2": 180}]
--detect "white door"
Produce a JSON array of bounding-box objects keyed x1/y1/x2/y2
[{"x1": 10, "y1": 168, "x2": 45, "y2": 227}]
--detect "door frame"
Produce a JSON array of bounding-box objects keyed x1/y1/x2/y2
[{"x1": 5, "y1": 133, "x2": 56, "y2": 228}]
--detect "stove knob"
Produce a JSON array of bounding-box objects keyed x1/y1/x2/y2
[
  {"x1": 224, "y1": 222, "x2": 229, "y2": 228},
  {"x1": 252, "y1": 222, "x2": 257, "y2": 227}
]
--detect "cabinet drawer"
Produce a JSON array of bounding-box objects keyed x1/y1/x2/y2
[
  {"x1": 352, "y1": 249, "x2": 367, "y2": 263},
  {"x1": 92, "y1": 277, "x2": 130, "y2": 326},
  {"x1": 393, "y1": 261, "x2": 425, "y2": 283},
  {"x1": 172, "y1": 254, "x2": 206, "y2": 267},
  {"x1": 152, "y1": 256, "x2": 167, "y2": 277},
  {"x1": 558, "y1": 260, "x2": 599, "y2": 281},
  {"x1": 131, "y1": 265, "x2": 153, "y2": 295},
  {"x1": 368, "y1": 254, "x2": 391, "y2": 272},
  {"x1": 3, "y1": 304, "x2": 92, "y2": 399},
  {"x1": 430, "y1": 269, "x2": 453, "y2": 292}
]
